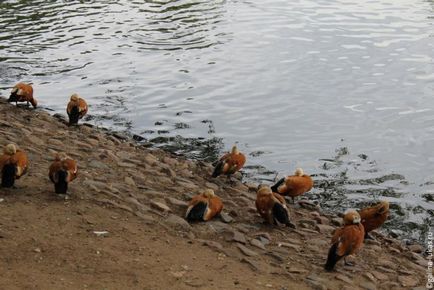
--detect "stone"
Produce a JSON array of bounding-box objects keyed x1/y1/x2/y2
[
  {"x1": 330, "y1": 217, "x2": 343, "y2": 227},
  {"x1": 150, "y1": 200, "x2": 171, "y2": 213},
  {"x1": 314, "y1": 216, "x2": 329, "y2": 225},
  {"x1": 254, "y1": 232, "x2": 272, "y2": 242},
  {"x1": 165, "y1": 197, "x2": 188, "y2": 209},
  {"x1": 360, "y1": 282, "x2": 377, "y2": 290},
  {"x1": 335, "y1": 274, "x2": 352, "y2": 284},
  {"x1": 236, "y1": 243, "x2": 258, "y2": 257},
  {"x1": 144, "y1": 154, "x2": 158, "y2": 165},
  {"x1": 240, "y1": 257, "x2": 261, "y2": 272},
  {"x1": 299, "y1": 219, "x2": 316, "y2": 228},
  {"x1": 250, "y1": 239, "x2": 266, "y2": 250},
  {"x1": 398, "y1": 276, "x2": 419, "y2": 287},
  {"x1": 165, "y1": 214, "x2": 191, "y2": 231},
  {"x1": 232, "y1": 231, "x2": 246, "y2": 244},
  {"x1": 245, "y1": 182, "x2": 258, "y2": 191},
  {"x1": 220, "y1": 212, "x2": 233, "y2": 223},
  {"x1": 363, "y1": 272, "x2": 376, "y2": 283},
  {"x1": 124, "y1": 176, "x2": 136, "y2": 187},
  {"x1": 408, "y1": 244, "x2": 424, "y2": 253},
  {"x1": 277, "y1": 242, "x2": 301, "y2": 252},
  {"x1": 315, "y1": 224, "x2": 335, "y2": 234},
  {"x1": 204, "y1": 182, "x2": 219, "y2": 191},
  {"x1": 371, "y1": 271, "x2": 388, "y2": 281}
]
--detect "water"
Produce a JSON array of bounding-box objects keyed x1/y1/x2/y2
[{"x1": 0, "y1": 0, "x2": 433, "y2": 241}]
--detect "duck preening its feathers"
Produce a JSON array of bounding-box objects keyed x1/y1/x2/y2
[
  {"x1": 185, "y1": 189, "x2": 223, "y2": 222},
  {"x1": 255, "y1": 185, "x2": 295, "y2": 228},
  {"x1": 359, "y1": 201, "x2": 389, "y2": 238},
  {"x1": 270, "y1": 168, "x2": 313, "y2": 202},
  {"x1": 324, "y1": 210, "x2": 365, "y2": 271},
  {"x1": 212, "y1": 145, "x2": 246, "y2": 178},
  {"x1": 8, "y1": 83, "x2": 37, "y2": 108},
  {"x1": 48, "y1": 153, "x2": 78, "y2": 194},
  {"x1": 0, "y1": 144, "x2": 28, "y2": 188},
  {"x1": 67, "y1": 93, "x2": 88, "y2": 125}
]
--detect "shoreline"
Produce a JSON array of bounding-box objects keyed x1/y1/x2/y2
[{"x1": 0, "y1": 97, "x2": 428, "y2": 289}]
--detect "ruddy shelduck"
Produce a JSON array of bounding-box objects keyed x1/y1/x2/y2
[
  {"x1": 8, "y1": 83, "x2": 37, "y2": 108},
  {"x1": 66, "y1": 93, "x2": 88, "y2": 125},
  {"x1": 271, "y1": 168, "x2": 313, "y2": 202},
  {"x1": 185, "y1": 189, "x2": 223, "y2": 222},
  {"x1": 48, "y1": 153, "x2": 78, "y2": 194},
  {"x1": 255, "y1": 185, "x2": 295, "y2": 228},
  {"x1": 324, "y1": 210, "x2": 365, "y2": 271},
  {"x1": 359, "y1": 201, "x2": 389, "y2": 239},
  {"x1": 212, "y1": 145, "x2": 246, "y2": 179},
  {"x1": 0, "y1": 144, "x2": 28, "y2": 187}
]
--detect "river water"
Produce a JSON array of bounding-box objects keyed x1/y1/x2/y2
[{"x1": 0, "y1": 0, "x2": 433, "y2": 240}]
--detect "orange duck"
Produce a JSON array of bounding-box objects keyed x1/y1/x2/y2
[
  {"x1": 0, "y1": 144, "x2": 28, "y2": 187},
  {"x1": 255, "y1": 185, "x2": 296, "y2": 228},
  {"x1": 48, "y1": 153, "x2": 78, "y2": 194},
  {"x1": 185, "y1": 189, "x2": 223, "y2": 222},
  {"x1": 324, "y1": 210, "x2": 365, "y2": 271},
  {"x1": 66, "y1": 93, "x2": 88, "y2": 125},
  {"x1": 8, "y1": 82, "x2": 37, "y2": 108},
  {"x1": 212, "y1": 145, "x2": 246, "y2": 179},
  {"x1": 270, "y1": 168, "x2": 313, "y2": 202},
  {"x1": 359, "y1": 201, "x2": 389, "y2": 239}
]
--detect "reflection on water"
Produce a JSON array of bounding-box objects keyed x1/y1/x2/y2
[{"x1": 0, "y1": 0, "x2": 433, "y2": 241}]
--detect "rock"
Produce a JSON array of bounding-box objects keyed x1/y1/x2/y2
[
  {"x1": 124, "y1": 176, "x2": 136, "y2": 187},
  {"x1": 232, "y1": 231, "x2": 246, "y2": 244},
  {"x1": 408, "y1": 244, "x2": 424, "y2": 253},
  {"x1": 371, "y1": 271, "x2": 388, "y2": 281},
  {"x1": 363, "y1": 272, "x2": 376, "y2": 283},
  {"x1": 277, "y1": 242, "x2": 301, "y2": 252},
  {"x1": 360, "y1": 282, "x2": 377, "y2": 290},
  {"x1": 220, "y1": 212, "x2": 233, "y2": 223},
  {"x1": 176, "y1": 181, "x2": 198, "y2": 191},
  {"x1": 365, "y1": 239, "x2": 381, "y2": 246},
  {"x1": 335, "y1": 274, "x2": 352, "y2": 284},
  {"x1": 150, "y1": 200, "x2": 171, "y2": 213},
  {"x1": 299, "y1": 219, "x2": 316, "y2": 228},
  {"x1": 204, "y1": 182, "x2": 219, "y2": 191},
  {"x1": 245, "y1": 182, "x2": 258, "y2": 191},
  {"x1": 144, "y1": 154, "x2": 158, "y2": 165},
  {"x1": 314, "y1": 216, "x2": 329, "y2": 225},
  {"x1": 240, "y1": 257, "x2": 261, "y2": 272},
  {"x1": 330, "y1": 217, "x2": 343, "y2": 227},
  {"x1": 201, "y1": 240, "x2": 224, "y2": 252},
  {"x1": 165, "y1": 197, "x2": 188, "y2": 209},
  {"x1": 254, "y1": 232, "x2": 272, "y2": 242},
  {"x1": 88, "y1": 160, "x2": 110, "y2": 170},
  {"x1": 165, "y1": 214, "x2": 191, "y2": 231},
  {"x1": 117, "y1": 162, "x2": 136, "y2": 168},
  {"x1": 250, "y1": 239, "x2": 266, "y2": 250},
  {"x1": 398, "y1": 276, "x2": 419, "y2": 287},
  {"x1": 315, "y1": 224, "x2": 335, "y2": 234},
  {"x1": 236, "y1": 243, "x2": 258, "y2": 257},
  {"x1": 33, "y1": 248, "x2": 42, "y2": 253}
]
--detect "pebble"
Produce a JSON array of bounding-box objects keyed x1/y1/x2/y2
[
  {"x1": 360, "y1": 281, "x2": 377, "y2": 290},
  {"x1": 220, "y1": 212, "x2": 233, "y2": 223},
  {"x1": 371, "y1": 271, "x2": 388, "y2": 281},
  {"x1": 250, "y1": 238, "x2": 266, "y2": 250},
  {"x1": 315, "y1": 224, "x2": 335, "y2": 234},
  {"x1": 277, "y1": 242, "x2": 301, "y2": 252},
  {"x1": 165, "y1": 214, "x2": 191, "y2": 231},
  {"x1": 408, "y1": 244, "x2": 424, "y2": 253},
  {"x1": 204, "y1": 182, "x2": 219, "y2": 191},
  {"x1": 124, "y1": 176, "x2": 136, "y2": 187},
  {"x1": 150, "y1": 200, "x2": 172, "y2": 213},
  {"x1": 236, "y1": 243, "x2": 259, "y2": 257},
  {"x1": 232, "y1": 231, "x2": 247, "y2": 244},
  {"x1": 330, "y1": 217, "x2": 343, "y2": 227},
  {"x1": 398, "y1": 276, "x2": 419, "y2": 287},
  {"x1": 165, "y1": 197, "x2": 188, "y2": 209},
  {"x1": 335, "y1": 274, "x2": 352, "y2": 284}
]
